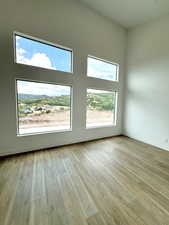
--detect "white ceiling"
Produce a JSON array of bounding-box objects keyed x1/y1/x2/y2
[{"x1": 79, "y1": 0, "x2": 169, "y2": 28}]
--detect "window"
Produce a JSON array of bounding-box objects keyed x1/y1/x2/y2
[
  {"x1": 86, "y1": 89, "x2": 117, "y2": 128},
  {"x1": 87, "y1": 56, "x2": 118, "y2": 81},
  {"x1": 14, "y1": 33, "x2": 72, "y2": 73},
  {"x1": 16, "y1": 80, "x2": 71, "y2": 135}
]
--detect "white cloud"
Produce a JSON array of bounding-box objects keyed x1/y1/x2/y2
[
  {"x1": 26, "y1": 53, "x2": 55, "y2": 70},
  {"x1": 15, "y1": 36, "x2": 21, "y2": 46},
  {"x1": 16, "y1": 49, "x2": 55, "y2": 70},
  {"x1": 17, "y1": 80, "x2": 70, "y2": 96},
  {"x1": 16, "y1": 48, "x2": 27, "y2": 58},
  {"x1": 88, "y1": 89, "x2": 111, "y2": 94},
  {"x1": 16, "y1": 37, "x2": 55, "y2": 70},
  {"x1": 16, "y1": 36, "x2": 21, "y2": 40}
]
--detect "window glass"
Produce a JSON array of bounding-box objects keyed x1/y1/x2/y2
[
  {"x1": 15, "y1": 34, "x2": 72, "y2": 72},
  {"x1": 87, "y1": 56, "x2": 118, "y2": 81},
  {"x1": 86, "y1": 89, "x2": 117, "y2": 127},
  {"x1": 17, "y1": 80, "x2": 71, "y2": 135}
]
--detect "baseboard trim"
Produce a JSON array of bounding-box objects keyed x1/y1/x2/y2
[
  {"x1": 123, "y1": 134, "x2": 169, "y2": 152},
  {"x1": 0, "y1": 134, "x2": 123, "y2": 158}
]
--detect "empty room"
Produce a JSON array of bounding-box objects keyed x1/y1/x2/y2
[{"x1": 1, "y1": 0, "x2": 169, "y2": 224}]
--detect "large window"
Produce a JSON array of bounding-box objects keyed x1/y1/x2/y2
[
  {"x1": 87, "y1": 56, "x2": 118, "y2": 81},
  {"x1": 14, "y1": 32, "x2": 120, "y2": 136},
  {"x1": 86, "y1": 89, "x2": 117, "y2": 128},
  {"x1": 14, "y1": 33, "x2": 72, "y2": 73},
  {"x1": 16, "y1": 80, "x2": 71, "y2": 135}
]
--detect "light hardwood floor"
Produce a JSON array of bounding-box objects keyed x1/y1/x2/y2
[{"x1": 1, "y1": 136, "x2": 169, "y2": 225}]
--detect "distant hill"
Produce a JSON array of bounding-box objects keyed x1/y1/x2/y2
[{"x1": 18, "y1": 94, "x2": 49, "y2": 100}]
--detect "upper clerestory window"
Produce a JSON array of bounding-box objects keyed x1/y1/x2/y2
[
  {"x1": 87, "y1": 56, "x2": 119, "y2": 81},
  {"x1": 14, "y1": 32, "x2": 73, "y2": 73}
]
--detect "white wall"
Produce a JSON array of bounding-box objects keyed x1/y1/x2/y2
[
  {"x1": 0, "y1": 0, "x2": 126, "y2": 155},
  {"x1": 124, "y1": 15, "x2": 169, "y2": 151}
]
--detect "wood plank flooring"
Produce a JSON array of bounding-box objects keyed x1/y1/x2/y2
[{"x1": 1, "y1": 136, "x2": 169, "y2": 225}]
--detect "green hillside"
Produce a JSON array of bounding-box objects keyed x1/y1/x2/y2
[{"x1": 18, "y1": 93, "x2": 116, "y2": 117}]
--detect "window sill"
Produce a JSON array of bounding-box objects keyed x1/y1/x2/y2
[
  {"x1": 86, "y1": 123, "x2": 116, "y2": 129},
  {"x1": 17, "y1": 127, "x2": 72, "y2": 137}
]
